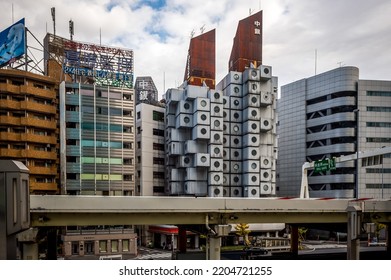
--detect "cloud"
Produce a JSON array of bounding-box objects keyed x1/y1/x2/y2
[{"x1": 1, "y1": 0, "x2": 390, "y2": 98}]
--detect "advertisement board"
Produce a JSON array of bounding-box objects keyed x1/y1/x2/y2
[{"x1": 0, "y1": 18, "x2": 25, "y2": 67}]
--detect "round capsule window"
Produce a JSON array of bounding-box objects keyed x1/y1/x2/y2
[
  {"x1": 234, "y1": 86, "x2": 240, "y2": 93},
  {"x1": 251, "y1": 70, "x2": 258, "y2": 77},
  {"x1": 263, "y1": 171, "x2": 269, "y2": 178},
  {"x1": 233, "y1": 125, "x2": 239, "y2": 132},
  {"x1": 264, "y1": 120, "x2": 269, "y2": 126},
  {"x1": 214, "y1": 188, "x2": 220, "y2": 195},
  {"x1": 184, "y1": 116, "x2": 190, "y2": 123},
  {"x1": 214, "y1": 119, "x2": 220, "y2": 127},
  {"x1": 251, "y1": 189, "x2": 257, "y2": 195},
  {"x1": 251, "y1": 136, "x2": 257, "y2": 143},
  {"x1": 214, "y1": 175, "x2": 220, "y2": 182},
  {"x1": 214, "y1": 147, "x2": 220, "y2": 154},
  {"x1": 233, "y1": 189, "x2": 239, "y2": 195},
  {"x1": 251, "y1": 123, "x2": 257, "y2": 130},
  {"x1": 214, "y1": 133, "x2": 220, "y2": 141},
  {"x1": 184, "y1": 157, "x2": 190, "y2": 164},
  {"x1": 214, "y1": 105, "x2": 221, "y2": 113},
  {"x1": 201, "y1": 114, "x2": 207, "y2": 121},
  {"x1": 251, "y1": 162, "x2": 257, "y2": 169},
  {"x1": 200, "y1": 156, "x2": 207, "y2": 163},
  {"x1": 251, "y1": 110, "x2": 257, "y2": 117},
  {"x1": 184, "y1": 102, "x2": 190, "y2": 110},
  {"x1": 233, "y1": 99, "x2": 240, "y2": 106},
  {"x1": 251, "y1": 96, "x2": 258, "y2": 103},
  {"x1": 263, "y1": 158, "x2": 269, "y2": 166},
  {"x1": 234, "y1": 151, "x2": 239, "y2": 157},
  {"x1": 234, "y1": 112, "x2": 240, "y2": 119},
  {"x1": 214, "y1": 92, "x2": 220, "y2": 99},
  {"x1": 233, "y1": 138, "x2": 240, "y2": 145},
  {"x1": 233, "y1": 176, "x2": 239, "y2": 183},
  {"x1": 252, "y1": 83, "x2": 258, "y2": 91},
  {"x1": 263, "y1": 184, "x2": 269, "y2": 191},
  {"x1": 251, "y1": 149, "x2": 257, "y2": 156},
  {"x1": 200, "y1": 100, "x2": 207, "y2": 107},
  {"x1": 233, "y1": 164, "x2": 239, "y2": 171},
  {"x1": 251, "y1": 175, "x2": 257, "y2": 182},
  {"x1": 263, "y1": 67, "x2": 270, "y2": 75},
  {"x1": 214, "y1": 161, "x2": 220, "y2": 168},
  {"x1": 201, "y1": 128, "x2": 207, "y2": 135},
  {"x1": 233, "y1": 74, "x2": 240, "y2": 80}
]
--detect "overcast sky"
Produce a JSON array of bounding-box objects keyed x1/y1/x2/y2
[{"x1": 1, "y1": 0, "x2": 391, "y2": 98}]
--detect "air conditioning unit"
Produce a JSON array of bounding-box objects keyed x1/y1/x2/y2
[
  {"x1": 224, "y1": 84, "x2": 243, "y2": 97},
  {"x1": 243, "y1": 173, "x2": 260, "y2": 186},
  {"x1": 230, "y1": 148, "x2": 242, "y2": 161},
  {"x1": 230, "y1": 161, "x2": 242, "y2": 174},
  {"x1": 260, "y1": 182, "x2": 272, "y2": 195},
  {"x1": 193, "y1": 111, "x2": 210, "y2": 126},
  {"x1": 185, "y1": 168, "x2": 207, "y2": 181},
  {"x1": 243, "y1": 120, "x2": 260, "y2": 134},
  {"x1": 210, "y1": 158, "x2": 223, "y2": 172},
  {"x1": 243, "y1": 160, "x2": 259, "y2": 173},
  {"x1": 230, "y1": 187, "x2": 243, "y2": 197},
  {"x1": 193, "y1": 97, "x2": 210, "y2": 112},
  {"x1": 260, "y1": 169, "x2": 272, "y2": 182},
  {"x1": 177, "y1": 155, "x2": 193, "y2": 168},
  {"x1": 230, "y1": 123, "x2": 242, "y2": 136},
  {"x1": 210, "y1": 103, "x2": 223, "y2": 117},
  {"x1": 192, "y1": 125, "x2": 210, "y2": 140},
  {"x1": 211, "y1": 117, "x2": 223, "y2": 131},
  {"x1": 208, "y1": 186, "x2": 224, "y2": 197},
  {"x1": 243, "y1": 147, "x2": 260, "y2": 160},
  {"x1": 207, "y1": 89, "x2": 223, "y2": 104},
  {"x1": 260, "y1": 118, "x2": 273, "y2": 132},
  {"x1": 260, "y1": 91, "x2": 273, "y2": 106},
  {"x1": 230, "y1": 135, "x2": 242, "y2": 148},
  {"x1": 194, "y1": 153, "x2": 210, "y2": 167},
  {"x1": 230, "y1": 174, "x2": 242, "y2": 186},
  {"x1": 176, "y1": 113, "x2": 193, "y2": 128},
  {"x1": 260, "y1": 65, "x2": 272, "y2": 80},
  {"x1": 243, "y1": 186, "x2": 259, "y2": 198},
  {"x1": 208, "y1": 172, "x2": 224, "y2": 185},
  {"x1": 185, "y1": 85, "x2": 208, "y2": 100},
  {"x1": 230, "y1": 96, "x2": 242, "y2": 110},
  {"x1": 243, "y1": 94, "x2": 260, "y2": 108},
  {"x1": 208, "y1": 144, "x2": 223, "y2": 158},
  {"x1": 168, "y1": 141, "x2": 183, "y2": 155},
  {"x1": 184, "y1": 140, "x2": 207, "y2": 154},
  {"x1": 166, "y1": 114, "x2": 176, "y2": 128},
  {"x1": 243, "y1": 108, "x2": 260, "y2": 121},
  {"x1": 176, "y1": 100, "x2": 193, "y2": 115},
  {"x1": 243, "y1": 133, "x2": 260, "y2": 147},
  {"x1": 243, "y1": 81, "x2": 261, "y2": 95},
  {"x1": 230, "y1": 110, "x2": 242, "y2": 123},
  {"x1": 210, "y1": 130, "x2": 223, "y2": 144},
  {"x1": 260, "y1": 156, "x2": 272, "y2": 169},
  {"x1": 184, "y1": 181, "x2": 207, "y2": 196},
  {"x1": 243, "y1": 68, "x2": 260, "y2": 83}
]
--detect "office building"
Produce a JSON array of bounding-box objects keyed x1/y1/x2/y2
[{"x1": 277, "y1": 66, "x2": 391, "y2": 199}]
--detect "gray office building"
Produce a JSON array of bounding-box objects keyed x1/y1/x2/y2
[
  {"x1": 59, "y1": 82, "x2": 136, "y2": 196},
  {"x1": 277, "y1": 66, "x2": 391, "y2": 199}
]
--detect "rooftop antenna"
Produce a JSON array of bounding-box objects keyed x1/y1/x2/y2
[
  {"x1": 337, "y1": 61, "x2": 345, "y2": 67},
  {"x1": 69, "y1": 19, "x2": 74, "y2": 41},
  {"x1": 190, "y1": 29, "x2": 195, "y2": 38},
  {"x1": 12, "y1": 3, "x2": 14, "y2": 23},
  {"x1": 99, "y1": 27, "x2": 101, "y2": 46},
  {"x1": 314, "y1": 49, "x2": 317, "y2": 75},
  {"x1": 200, "y1": 24, "x2": 205, "y2": 34},
  {"x1": 51, "y1": 7, "x2": 56, "y2": 36},
  {"x1": 249, "y1": 8, "x2": 252, "y2": 15}
]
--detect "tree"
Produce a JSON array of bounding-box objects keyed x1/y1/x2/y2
[
  {"x1": 298, "y1": 227, "x2": 308, "y2": 250},
  {"x1": 235, "y1": 223, "x2": 251, "y2": 246}
]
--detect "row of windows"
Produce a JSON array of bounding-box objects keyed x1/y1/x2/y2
[
  {"x1": 366, "y1": 169, "x2": 391, "y2": 174},
  {"x1": 81, "y1": 157, "x2": 123, "y2": 164},
  {"x1": 366, "y1": 184, "x2": 391, "y2": 189},
  {"x1": 367, "y1": 122, "x2": 391, "y2": 128},
  {"x1": 72, "y1": 239, "x2": 131, "y2": 255},
  {"x1": 81, "y1": 122, "x2": 133, "y2": 133},
  {"x1": 78, "y1": 174, "x2": 134, "y2": 181},
  {"x1": 367, "y1": 91, "x2": 391, "y2": 97},
  {"x1": 79, "y1": 140, "x2": 130, "y2": 149},
  {"x1": 367, "y1": 106, "x2": 391, "y2": 112},
  {"x1": 367, "y1": 138, "x2": 391, "y2": 143}
]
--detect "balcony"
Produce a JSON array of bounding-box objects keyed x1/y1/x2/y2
[
  {"x1": 29, "y1": 166, "x2": 58, "y2": 175},
  {"x1": 21, "y1": 100, "x2": 56, "y2": 114},
  {"x1": 29, "y1": 181, "x2": 58, "y2": 192},
  {"x1": 0, "y1": 149, "x2": 58, "y2": 160},
  {"x1": 20, "y1": 85, "x2": 56, "y2": 100}
]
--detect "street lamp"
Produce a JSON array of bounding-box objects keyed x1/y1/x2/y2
[{"x1": 353, "y1": 109, "x2": 359, "y2": 199}]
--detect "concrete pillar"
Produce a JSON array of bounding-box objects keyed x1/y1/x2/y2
[
  {"x1": 347, "y1": 205, "x2": 362, "y2": 260},
  {"x1": 209, "y1": 236, "x2": 221, "y2": 260},
  {"x1": 290, "y1": 225, "x2": 299, "y2": 257}
]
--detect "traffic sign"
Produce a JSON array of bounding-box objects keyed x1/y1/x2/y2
[{"x1": 314, "y1": 158, "x2": 336, "y2": 173}]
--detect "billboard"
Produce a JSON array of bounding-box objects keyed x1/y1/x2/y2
[{"x1": 0, "y1": 18, "x2": 25, "y2": 67}]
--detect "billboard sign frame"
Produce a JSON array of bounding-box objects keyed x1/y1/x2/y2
[{"x1": 0, "y1": 18, "x2": 26, "y2": 68}]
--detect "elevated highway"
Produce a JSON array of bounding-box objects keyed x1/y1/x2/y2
[{"x1": 30, "y1": 195, "x2": 391, "y2": 226}]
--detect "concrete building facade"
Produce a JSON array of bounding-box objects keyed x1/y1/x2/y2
[{"x1": 277, "y1": 66, "x2": 391, "y2": 199}]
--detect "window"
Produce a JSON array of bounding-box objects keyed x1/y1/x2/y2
[
  {"x1": 367, "y1": 106, "x2": 391, "y2": 112},
  {"x1": 152, "y1": 110, "x2": 164, "y2": 122},
  {"x1": 111, "y1": 240, "x2": 118, "y2": 252},
  {"x1": 72, "y1": 242, "x2": 79, "y2": 255},
  {"x1": 153, "y1": 128, "x2": 164, "y2": 137},
  {"x1": 153, "y1": 143, "x2": 165, "y2": 151},
  {"x1": 367, "y1": 122, "x2": 391, "y2": 128},
  {"x1": 153, "y1": 157, "x2": 165, "y2": 165},
  {"x1": 153, "y1": 172, "x2": 165, "y2": 179},
  {"x1": 137, "y1": 111, "x2": 141, "y2": 119},
  {"x1": 99, "y1": 240, "x2": 107, "y2": 252},
  {"x1": 122, "y1": 240, "x2": 129, "y2": 252},
  {"x1": 367, "y1": 91, "x2": 391, "y2": 97},
  {"x1": 153, "y1": 186, "x2": 165, "y2": 193}
]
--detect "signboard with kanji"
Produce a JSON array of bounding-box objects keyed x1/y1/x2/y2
[{"x1": 314, "y1": 158, "x2": 336, "y2": 173}]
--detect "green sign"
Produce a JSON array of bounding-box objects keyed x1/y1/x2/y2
[{"x1": 314, "y1": 158, "x2": 336, "y2": 173}]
